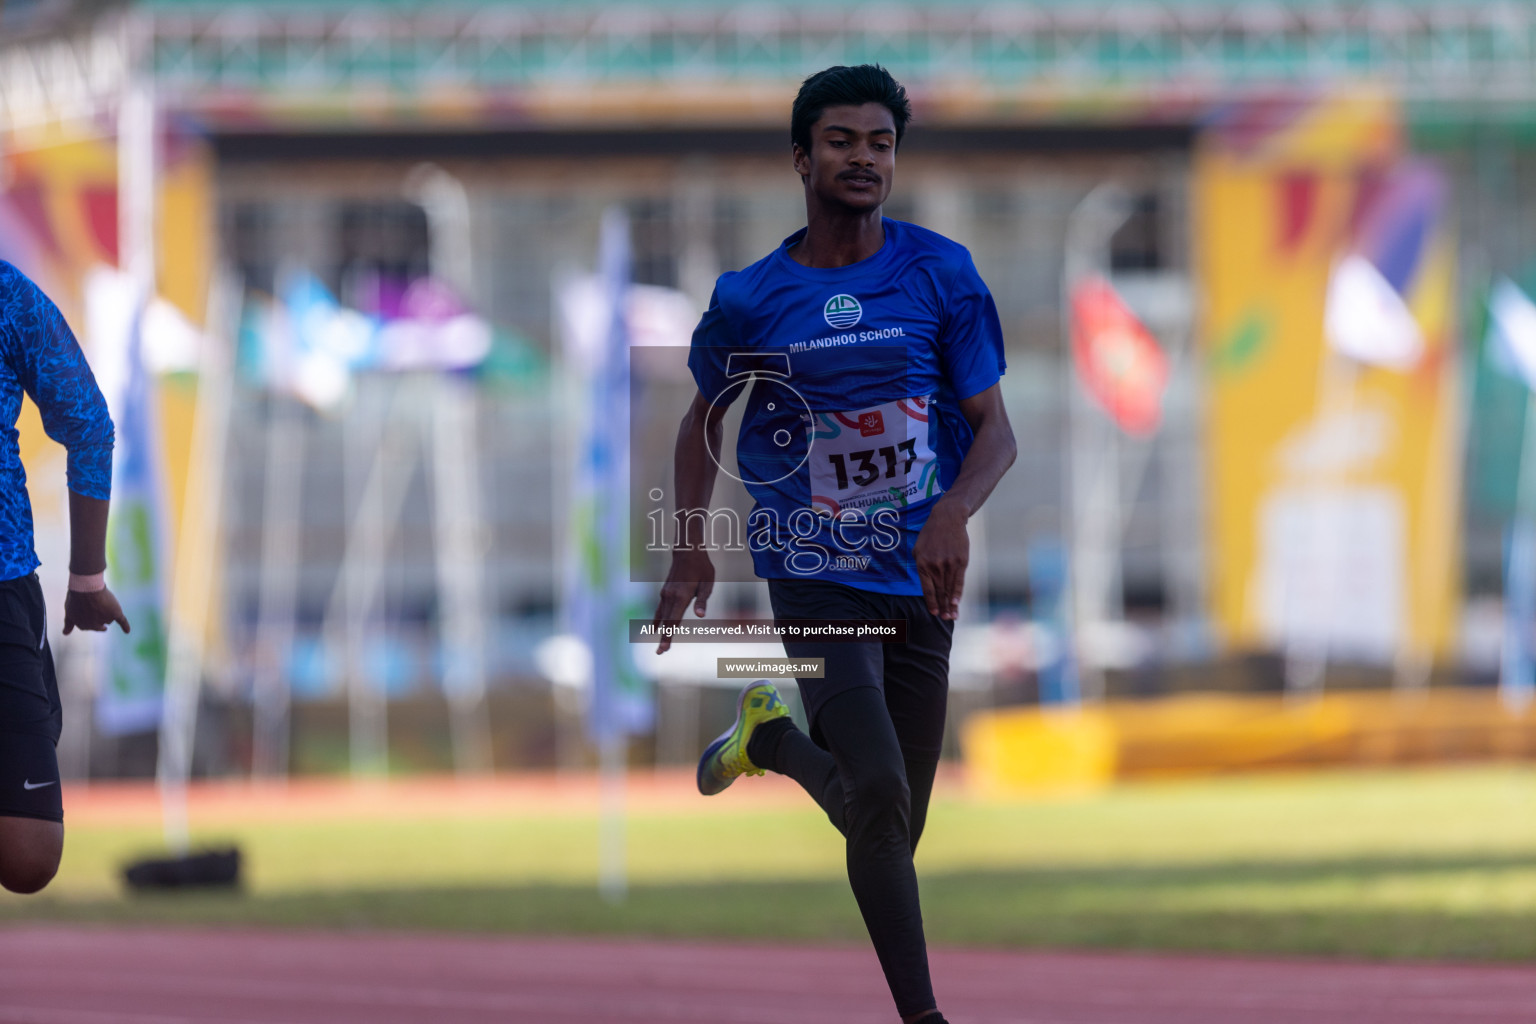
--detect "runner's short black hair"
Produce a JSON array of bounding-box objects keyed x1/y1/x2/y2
[{"x1": 791, "y1": 65, "x2": 912, "y2": 153}]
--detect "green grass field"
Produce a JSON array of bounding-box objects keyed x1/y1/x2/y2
[{"x1": 4, "y1": 765, "x2": 1535, "y2": 960}]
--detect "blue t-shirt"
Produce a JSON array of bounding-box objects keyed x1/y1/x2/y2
[
  {"x1": 0, "y1": 262, "x2": 114, "y2": 582},
  {"x1": 688, "y1": 218, "x2": 1006, "y2": 595}
]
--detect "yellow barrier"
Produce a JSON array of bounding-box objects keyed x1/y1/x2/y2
[
  {"x1": 964, "y1": 690, "x2": 1536, "y2": 797},
  {"x1": 1106, "y1": 694, "x2": 1358, "y2": 777},
  {"x1": 960, "y1": 707, "x2": 1117, "y2": 798}
]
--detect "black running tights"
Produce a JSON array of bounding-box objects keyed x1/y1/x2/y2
[{"x1": 751, "y1": 686, "x2": 939, "y2": 1017}]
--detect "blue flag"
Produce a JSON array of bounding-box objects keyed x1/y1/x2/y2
[
  {"x1": 1501, "y1": 520, "x2": 1536, "y2": 713},
  {"x1": 568, "y1": 208, "x2": 654, "y2": 742}
]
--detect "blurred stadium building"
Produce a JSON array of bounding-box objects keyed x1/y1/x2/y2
[{"x1": 4, "y1": 0, "x2": 1536, "y2": 776}]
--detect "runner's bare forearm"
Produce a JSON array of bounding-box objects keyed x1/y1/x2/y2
[
  {"x1": 66, "y1": 491, "x2": 110, "y2": 576},
  {"x1": 63, "y1": 490, "x2": 130, "y2": 634},
  {"x1": 653, "y1": 392, "x2": 728, "y2": 651},
  {"x1": 935, "y1": 383, "x2": 1016, "y2": 520},
  {"x1": 673, "y1": 391, "x2": 727, "y2": 549},
  {"x1": 913, "y1": 384, "x2": 1014, "y2": 618}
]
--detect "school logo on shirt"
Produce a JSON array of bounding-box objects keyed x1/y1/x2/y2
[{"x1": 823, "y1": 294, "x2": 863, "y2": 329}]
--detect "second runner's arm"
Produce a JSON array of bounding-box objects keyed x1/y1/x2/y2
[
  {"x1": 913, "y1": 383, "x2": 1016, "y2": 620},
  {"x1": 64, "y1": 492, "x2": 129, "y2": 634},
  {"x1": 651, "y1": 391, "x2": 729, "y2": 654},
  {"x1": 8, "y1": 270, "x2": 130, "y2": 634}
]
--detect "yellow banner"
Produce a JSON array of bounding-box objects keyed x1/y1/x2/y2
[
  {"x1": 3, "y1": 129, "x2": 222, "y2": 662},
  {"x1": 1193, "y1": 94, "x2": 1461, "y2": 660}
]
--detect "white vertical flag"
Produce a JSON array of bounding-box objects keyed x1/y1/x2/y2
[
  {"x1": 1323, "y1": 253, "x2": 1424, "y2": 370},
  {"x1": 1488, "y1": 277, "x2": 1536, "y2": 391}
]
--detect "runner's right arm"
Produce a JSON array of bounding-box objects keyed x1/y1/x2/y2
[
  {"x1": 1, "y1": 266, "x2": 129, "y2": 635},
  {"x1": 651, "y1": 390, "x2": 729, "y2": 654},
  {"x1": 913, "y1": 382, "x2": 1016, "y2": 620},
  {"x1": 63, "y1": 491, "x2": 128, "y2": 635}
]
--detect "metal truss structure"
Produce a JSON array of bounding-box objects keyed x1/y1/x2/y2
[
  {"x1": 0, "y1": 20, "x2": 125, "y2": 136},
  {"x1": 5, "y1": 3, "x2": 1536, "y2": 134}
]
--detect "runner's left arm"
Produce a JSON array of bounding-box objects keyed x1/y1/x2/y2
[
  {"x1": 8, "y1": 272, "x2": 129, "y2": 634},
  {"x1": 913, "y1": 383, "x2": 1015, "y2": 620},
  {"x1": 651, "y1": 390, "x2": 728, "y2": 654},
  {"x1": 652, "y1": 285, "x2": 737, "y2": 654}
]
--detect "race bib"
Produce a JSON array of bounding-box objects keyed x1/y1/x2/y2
[{"x1": 809, "y1": 396, "x2": 940, "y2": 515}]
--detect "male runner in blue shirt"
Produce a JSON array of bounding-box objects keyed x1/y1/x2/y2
[
  {"x1": 0, "y1": 261, "x2": 129, "y2": 893},
  {"x1": 652, "y1": 65, "x2": 1016, "y2": 1023}
]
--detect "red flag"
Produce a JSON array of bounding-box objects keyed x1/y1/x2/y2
[{"x1": 1070, "y1": 275, "x2": 1169, "y2": 436}]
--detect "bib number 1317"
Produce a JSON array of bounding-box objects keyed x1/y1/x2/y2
[
  {"x1": 826, "y1": 439, "x2": 918, "y2": 490},
  {"x1": 809, "y1": 396, "x2": 938, "y2": 515}
]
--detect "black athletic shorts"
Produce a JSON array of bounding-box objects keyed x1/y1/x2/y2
[
  {"x1": 767, "y1": 577, "x2": 954, "y2": 762},
  {"x1": 0, "y1": 573, "x2": 63, "y2": 823}
]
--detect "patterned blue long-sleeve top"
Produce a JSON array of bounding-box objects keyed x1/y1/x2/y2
[{"x1": 0, "y1": 261, "x2": 114, "y2": 581}]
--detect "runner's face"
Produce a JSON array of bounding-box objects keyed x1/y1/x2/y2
[{"x1": 794, "y1": 103, "x2": 896, "y2": 213}]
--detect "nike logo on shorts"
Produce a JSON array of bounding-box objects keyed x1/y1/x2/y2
[{"x1": 22, "y1": 780, "x2": 56, "y2": 790}]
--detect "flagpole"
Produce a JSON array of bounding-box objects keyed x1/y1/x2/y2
[
  {"x1": 156, "y1": 272, "x2": 237, "y2": 853},
  {"x1": 431, "y1": 373, "x2": 494, "y2": 776},
  {"x1": 598, "y1": 729, "x2": 627, "y2": 903},
  {"x1": 1062, "y1": 184, "x2": 1133, "y2": 702},
  {"x1": 549, "y1": 269, "x2": 581, "y2": 773},
  {"x1": 1114, "y1": 280, "x2": 1195, "y2": 605},
  {"x1": 593, "y1": 206, "x2": 634, "y2": 902},
  {"x1": 251, "y1": 394, "x2": 304, "y2": 779},
  {"x1": 407, "y1": 165, "x2": 494, "y2": 777},
  {"x1": 117, "y1": 29, "x2": 191, "y2": 847},
  {"x1": 325, "y1": 379, "x2": 413, "y2": 779},
  {"x1": 345, "y1": 384, "x2": 388, "y2": 778}
]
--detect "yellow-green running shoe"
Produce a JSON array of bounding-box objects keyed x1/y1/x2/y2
[{"x1": 697, "y1": 681, "x2": 789, "y2": 796}]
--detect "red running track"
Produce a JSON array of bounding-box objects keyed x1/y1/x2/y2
[{"x1": 2, "y1": 926, "x2": 1536, "y2": 1023}]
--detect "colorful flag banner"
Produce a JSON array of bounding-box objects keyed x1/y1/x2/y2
[
  {"x1": 1324, "y1": 162, "x2": 1446, "y2": 371},
  {"x1": 1070, "y1": 274, "x2": 1169, "y2": 437},
  {"x1": 280, "y1": 271, "x2": 376, "y2": 410},
  {"x1": 559, "y1": 208, "x2": 654, "y2": 741},
  {"x1": 87, "y1": 267, "x2": 171, "y2": 735},
  {"x1": 240, "y1": 271, "x2": 495, "y2": 409},
  {"x1": 373, "y1": 276, "x2": 492, "y2": 372}
]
